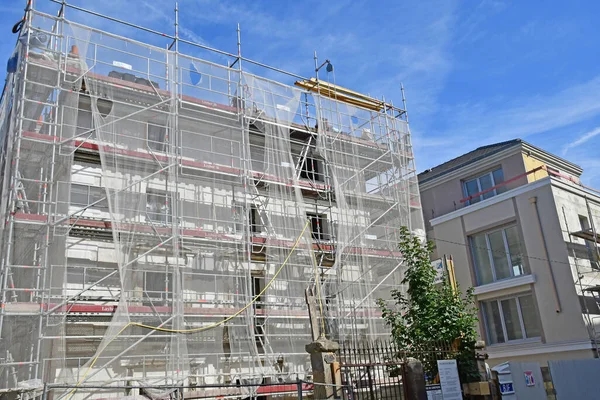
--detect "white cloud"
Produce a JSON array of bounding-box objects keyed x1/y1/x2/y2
[
  {"x1": 562, "y1": 127, "x2": 600, "y2": 156},
  {"x1": 432, "y1": 75, "x2": 600, "y2": 145}
]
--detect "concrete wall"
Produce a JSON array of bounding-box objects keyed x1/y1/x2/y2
[
  {"x1": 430, "y1": 179, "x2": 594, "y2": 366},
  {"x1": 551, "y1": 183, "x2": 600, "y2": 333}
]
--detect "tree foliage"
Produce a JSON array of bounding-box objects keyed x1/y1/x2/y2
[{"x1": 377, "y1": 227, "x2": 480, "y2": 383}]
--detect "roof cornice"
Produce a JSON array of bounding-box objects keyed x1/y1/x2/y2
[
  {"x1": 418, "y1": 144, "x2": 523, "y2": 191},
  {"x1": 521, "y1": 142, "x2": 583, "y2": 176},
  {"x1": 418, "y1": 140, "x2": 584, "y2": 192}
]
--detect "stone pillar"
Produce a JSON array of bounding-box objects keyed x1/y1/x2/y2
[
  {"x1": 404, "y1": 358, "x2": 427, "y2": 400},
  {"x1": 305, "y1": 336, "x2": 339, "y2": 400}
]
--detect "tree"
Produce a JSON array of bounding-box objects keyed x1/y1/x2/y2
[{"x1": 377, "y1": 226, "x2": 480, "y2": 383}]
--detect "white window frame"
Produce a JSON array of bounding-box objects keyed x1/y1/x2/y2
[
  {"x1": 470, "y1": 225, "x2": 528, "y2": 285},
  {"x1": 70, "y1": 183, "x2": 108, "y2": 210},
  {"x1": 482, "y1": 294, "x2": 541, "y2": 345},
  {"x1": 463, "y1": 168, "x2": 504, "y2": 204}
]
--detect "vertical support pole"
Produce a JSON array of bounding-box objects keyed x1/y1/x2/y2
[
  {"x1": 171, "y1": 1, "x2": 184, "y2": 383},
  {"x1": 39, "y1": 0, "x2": 63, "y2": 383},
  {"x1": 297, "y1": 378, "x2": 303, "y2": 399},
  {"x1": 314, "y1": 51, "x2": 319, "y2": 83},
  {"x1": 400, "y1": 82, "x2": 409, "y2": 124},
  {"x1": 306, "y1": 288, "x2": 320, "y2": 341},
  {"x1": 234, "y1": 20, "x2": 262, "y2": 370}
]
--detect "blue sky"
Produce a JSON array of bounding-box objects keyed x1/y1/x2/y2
[{"x1": 2, "y1": 0, "x2": 600, "y2": 187}]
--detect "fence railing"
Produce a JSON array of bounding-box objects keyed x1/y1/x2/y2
[
  {"x1": 43, "y1": 380, "x2": 352, "y2": 399},
  {"x1": 339, "y1": 340, "x2": 458, "y2": 399}
]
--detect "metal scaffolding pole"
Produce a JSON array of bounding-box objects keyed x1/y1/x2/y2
[{"x1": 0, "y1": 0, "x2": 422, "y2": 396}]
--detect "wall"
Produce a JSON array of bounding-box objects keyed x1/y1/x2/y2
[
  {"x1": 502, "y1": 152, "x2": 530, "y2": 189},
  {"x1": 420, "y1": 151, "x2": 528, "y2": 234},
  {"x1": 420, "y1": 177, "x2": 464, "y2": 233},
  {"x1": 488, "y1": 348, "x2": 595, "y2": 367},
  {"x1": 514, "y1": 184, "x2": 589, "y2": 343},
  {"x1": 430, "y1": 179, "x2": 593, "y2": 366},
  {"x1": 551, "y1": 182, "x2": 600, "y2": 334},
  {"x1": 523, "y1": 153, "x2": 550, "y2": 183}
]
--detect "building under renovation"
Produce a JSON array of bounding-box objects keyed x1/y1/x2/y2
[{"x1": 0, "y1": 2, "x2": 423, "y2": 398}]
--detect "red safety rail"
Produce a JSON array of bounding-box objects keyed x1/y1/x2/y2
[
  {"x1": 2, "y1": 302, "x2": 383, "y2": 319},
  {"x1": 460, "y1": 164, "x2": 600, "y2": 205},
  {"x1": 11, "y1": 211, "x2": 403, "y2": 258},
  {"x1": 460, "y1": 166, "x2": 545, "y2": 204}
]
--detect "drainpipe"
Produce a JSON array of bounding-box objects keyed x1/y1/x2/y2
[{"x1": 529, "y1": 196, "x2": 562, "y2": 312}]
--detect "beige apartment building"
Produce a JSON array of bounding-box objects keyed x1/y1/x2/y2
[{"x1": 418, "y1": 139, "x2": 600, "y2": 366}]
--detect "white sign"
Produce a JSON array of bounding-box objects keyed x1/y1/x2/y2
[
  {"x1": 426, "y1": 384, "x2": 443, "y2": 400},
  {"x1": 112, "y1": 61, "x2": 132, "y2": 70},
  {"x1": 431, "y1": 259, "x2": 445, "y2": 285},
  {"x1": 437, "y1": 359, "x2": 462, "y2": 400}
]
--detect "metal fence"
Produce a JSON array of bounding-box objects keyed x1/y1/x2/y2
[
  {"x1": 43, "y1": 381, "x2": 319, "y2": 399},
  {"x1": 339, "y1": 341, "x2": 407, "y2": 399},
  {"x1": 339, "y1": 340, "x2": 457, "y2": 400},
  {"x1": 404, "y1": 340, "x2": 457, "y2": 384}
]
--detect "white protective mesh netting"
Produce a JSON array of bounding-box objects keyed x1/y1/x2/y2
[{"x1": 0, "y1": 7, "x2": 424, "y2": 399}]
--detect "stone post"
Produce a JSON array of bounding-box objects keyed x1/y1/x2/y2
[
  {"x1": 306, "y1": 336, "x2": 339, "y2": 399},
  {"x1": 404, "y1": 358, "x2": 427, "y2": 400}
]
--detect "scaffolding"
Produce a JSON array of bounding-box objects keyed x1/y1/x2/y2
[{"x1": 0, "y1": 1, "x2": 424, "y2": 398}]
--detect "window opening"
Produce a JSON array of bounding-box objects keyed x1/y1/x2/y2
[
  {"x1": 307, "y1": 212, "x2": 329, "y2": 241},
  {"x1": 470, "y1": 225, "x2": 528, "y2": 285},
  {"x1": 463, "y1": 167, "x2": 506, "y2": 204},
  {"x1": 147, "y1": 122, "x2": 167, "y2": 152},
  {"x1": 146, "y1": 188, "x2": 171, "y2": 223},
  {"x1": 300, "y1": 156, "x2": 324, "y2": 182},
  {"x1": 233, "y1": 203, "x2": 263, "y2": 234},
  {"x1": 250, "y1": 205, "x2": 261, "y2": 233},
  {"x1": 70, "y1": 184, "x2": 108, "y2": 210},
  {"x1": 482, "y1": 294, "x2": 541, "y2": 345}
]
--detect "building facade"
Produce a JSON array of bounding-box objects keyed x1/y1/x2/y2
[
  {"x1": 419, "y1": 139, "x2": 600, "y2": 366},
  {"x1": 0, "y1": 4, "x2": 423, "y2": 399}
]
